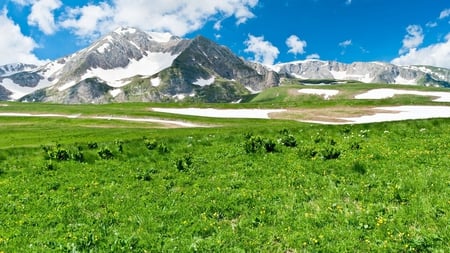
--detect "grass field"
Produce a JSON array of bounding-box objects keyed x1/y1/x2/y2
[{"x1": 0, "y1": 84, "x2": 449, "y2": 252}]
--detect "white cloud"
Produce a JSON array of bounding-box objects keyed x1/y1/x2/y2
[
  {"x1": 59, "y1": 2, "x2": 114, "y2": 40},
  {"x1": 286, "y1": 35, "x2": 307, "y2": 55},
  {"x1": 0, "y1": 9, "x2": 43, "y2": 65},
  {"x1": 59, "y1": 0, "x2": 259, "y2": 39},
  {"x1": 426, "y1": 21, "x2": 438, "y2": 28},
  {"x1": 244, "y1": 34, "x2": 279, "y2": 65},
  {"x1": 306, "y1": 53, "x2": 320, "y2": 60},
  {"x1": 399, "y1": 25, "x2": 424, "y2": 54},
  {"x1": 439, "y1": 8, "x2": 450, "y2": 19},
  {"x1": 27, "y1": 0, "x2": 61, "y2": 35},
  {"x1": 339, "y1": 39, "x2": 352, "y2": 48},
  {"x1": 391, "y1": 33, "x2": 450, "y2": 68}
]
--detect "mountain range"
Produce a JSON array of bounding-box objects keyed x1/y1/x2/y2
[{"x1": 1, "y1": 27, "x2": 449, "y2": 103}]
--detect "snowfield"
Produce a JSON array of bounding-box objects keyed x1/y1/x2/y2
[
  {"x1": 355, "y1": 88, "x2": 450, "y2": 102},
  {"x1": 339, "y1": 106, "x2": 450, "y2": 124},
  {"x1": 153, "y1": 106, "x2": 450, "y2": 124},
  {"x1": 0, "y1": 113, "x2": 204, "y2": 128},
  {"x1": 298, "y1": 89, "x2": 340, "y2": 99},
  {"x1": 152, "y1": 108, "x2": 287, "y2": 119}
]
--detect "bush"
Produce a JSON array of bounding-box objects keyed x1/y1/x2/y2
[
  {"x1": 321, "y1": 146, "x2": 341, "y2": 160},
  {"x1": 176, "y1": 154, "x2": 194, "y2": 172},
  {"x1": 87, "y1": 142, "x2": 98, "y2": 149},
  {"x1": 264, "y1": 138, "x2": 277, "y2": 153},
  {"x1": 98, "y1": 147, "x2": 114, "y2": 160},
  {"x1": 144, "y1": 139, "x2": 158, "y2": 150},
  {"x1": 281, "y1": 134, "x2": 297, "y2": 147},
  {"x1": 157, "y1": 143, "x2": 169, "y2": 154},
  {"x1": 49, "y1": 148, "x2": 70, "y2": 161}
]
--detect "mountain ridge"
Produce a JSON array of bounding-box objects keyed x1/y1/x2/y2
[{"x1": 1, "y1": 27, "x2": 449, "y2": 103}]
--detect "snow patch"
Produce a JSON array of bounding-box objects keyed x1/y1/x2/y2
[
  {"x1": 298, "y1": 89, "x2": 339, "y2": 100},
  {"x1": 57, "y1": 81, "x2": 77, "y2": 92},
  {"x1": 80, "y1": 52, "x2": 179, "y2": 88},
  {"x1": 193, "y1": 77, "x2": 215, "y2": 86},
  {"x1": 172, "y1": 94, "x2": 186, "y2": 100},
  {"x1": 355, "y1": 88, "x2": 450, "y2": 102},
  {"x1": 0, "y1": 78, "x2": 52, "y2": 100},
  {"x1": 330, "y1": 70, "x2": 348, "y2": 80},
  {"x1": 394, "y1": 76, "x2": 416, "y2": 85},
  {"x1": 152, "y1": 108, "x2": 286, "y2": 119},
  {"x1": 151, "y1": 77, "x2": 161, "y2": 87},
  {"x1": 330, "y1": 70, "x2": 374, "y2": 83},
  {"x1": 109, "y1": 89, "x2": 122, "y2": 97},
  {"x1": 245, "y1": 86, "x2": 260, "y2": 94},
  {"x1": 97, "y1": 43, "x2": 110, "y2": 54},
  {"x1": 339, "y1": 106, "x2": 450, "y2": 124}
]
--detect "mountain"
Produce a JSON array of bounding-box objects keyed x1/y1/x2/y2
[
  {"x1": 0, "y1": 27, "x2": 449, "y2": 103},
  {"x1": 273, "y1": 60, "x2": 450, "y2": 87},
  {"x1": 0, "y1": 27, "x2": 277, "y2": 103}
]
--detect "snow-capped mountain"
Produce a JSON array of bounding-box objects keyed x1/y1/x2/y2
[
  {"x1": 273, "y1": 60, "x2": 450, "y2": 86},
  {"x1": 0, "y1": 27, "x2": 449, "y2": 103},
  {"x1": 0, "y1": 27, "x2": 277, "y2": 103},
  {"x1": 0, "y1": 63, "x2": 37, "y2": 77}
]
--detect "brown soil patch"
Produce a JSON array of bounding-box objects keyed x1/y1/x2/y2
[{"x1": 269, "y1": 106, "x2": 389, "y2": 123}]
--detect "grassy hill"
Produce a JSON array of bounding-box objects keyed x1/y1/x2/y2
[{"x1": 0, "y1": 84, "x2": 449, "y2": 252}]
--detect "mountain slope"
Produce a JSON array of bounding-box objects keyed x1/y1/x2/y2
[{"x1": 273, "y1": 60, "x2": 450, "y2": 86}]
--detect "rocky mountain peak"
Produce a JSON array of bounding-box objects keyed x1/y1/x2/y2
[{"x1": 0, "y1": 63, "x2": 38, "y2": 77}]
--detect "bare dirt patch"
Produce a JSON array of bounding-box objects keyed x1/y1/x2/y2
[{"x1": 269, "y1": 106, "x2": 385, "y2": 122}]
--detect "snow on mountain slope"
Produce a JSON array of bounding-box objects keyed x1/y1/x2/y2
[
  {"x1": 0, "y1": 63, "x2": 37, "y2": 77},
  {"x1": 273, "y1": 60, "x2": 427, "y2": 85},
  {"x1": 62, "y1": 52, "x2": 180, "y2": 90}
]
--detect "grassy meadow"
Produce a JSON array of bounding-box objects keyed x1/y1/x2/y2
[{"x1": 0, "y1": 83, "x2": 449, "y2": 252}]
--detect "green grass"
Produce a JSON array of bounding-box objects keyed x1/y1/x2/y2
[
  {"x1": 0, "y1": 84, "x2": 449, "y2": 251},
  {"x1": 248, "y1": 83, "x2": 450, "y2": 107},
  {"x1": 0, "y1": 112, "x2": 449, "y2": 252}
]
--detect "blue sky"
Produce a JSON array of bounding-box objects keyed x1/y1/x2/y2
[{"x1": 1, "y1": 0, "x2": 449, "y2": 67}]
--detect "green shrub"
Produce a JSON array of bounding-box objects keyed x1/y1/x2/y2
[
  {"x1": 321, "y1": 146, "x2": 341, "y2": 160},
  {"x1": 87, "y1": 142, "x2": 98, "y2": 149},
  {"x1": 176, "y1": 153, "x2": 194, "y2": 171},
  {"x1": 144, "y1": 139, "x2": 158, "y2": 150},
  {"x1": 98, "y1": 147, "x2": 114, "y2": 159},
  {"x1": 264, "y1": 138, "x2": 277, "y2": 153},
  {"x1": 157, "y1": 143, "x2": 169, "y2": 154}
]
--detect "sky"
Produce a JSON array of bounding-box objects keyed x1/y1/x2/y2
[{"x1": 0, "y1": 0, "x2": 449, "y2": 68}]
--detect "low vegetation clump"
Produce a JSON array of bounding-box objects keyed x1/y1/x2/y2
[{"x1": 0, "y1": 110, "x2": 448, "y2": 252}]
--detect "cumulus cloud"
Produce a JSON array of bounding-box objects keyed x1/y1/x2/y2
[
  {"x1": 306, "y1": 53, "x2": 320, "y2": 60},
  {"x1": 27, "y1": 0, "x2": 61, "y2": 35},
  {"x1": 439, "y1": 8, "x2": 450, "y2": 19},
  {"x1": 339, "y1": 39, "x2": 352, "y2": 48},
  {"x1": 286, "y1": 35, "x2": 307, "y2": 55},
  {"x1": 426, "y1": 21, "x2": 438, "y2": 28},
  {"x1": 0, "y1": 9, "x2": 43, "y2": 65},
  {"x1": 399, "y1": 25, "x2": 424, "y2": 54},
  {"x1": 59, "y1": 2, "x2": 114, "y2": 39},
  {"x1": 244, "y1": 34, "x2": 279, "y2": 65},
  {"x1": 58, "y1": 0, "x2": 259, "y2": 38},
  {"x1": 391, "y1": 33, "x2": 450, "y2": 68}
]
